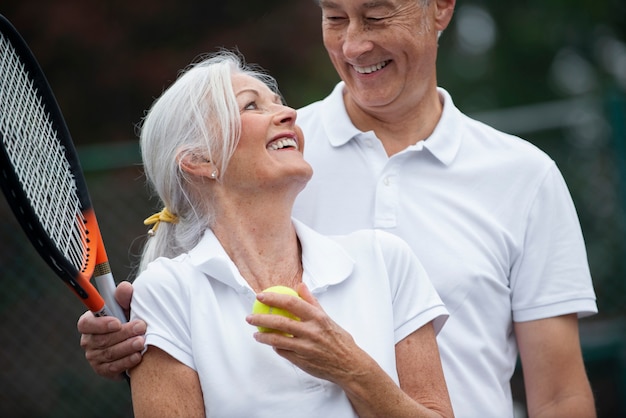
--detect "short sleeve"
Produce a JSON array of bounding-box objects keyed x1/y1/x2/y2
[
  {"x1": 510, "y1": 164, "x2": 597, "y2": 322},
  {"x1": 374, "y1": 230, "x2": 449, "y2": 342},
  {"x1": 131, "y1": 258, "x2": 196, "y2": 370}
]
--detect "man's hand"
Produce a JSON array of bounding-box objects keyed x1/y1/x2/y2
[{"x1": 77, "y1": 281, "x2": 146, "y2": 380}]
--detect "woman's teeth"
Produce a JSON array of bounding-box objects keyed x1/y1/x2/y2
[{"x1": 267, "y1": 138, "x2": 298, "y2": 151}]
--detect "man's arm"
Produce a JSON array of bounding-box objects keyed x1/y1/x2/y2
[
  {"x1": 515, "y1": 314, "x2": 596, "y2": 418},
  {"x1": 77, "y1": 281, "x2": 146, "y2": 379}
]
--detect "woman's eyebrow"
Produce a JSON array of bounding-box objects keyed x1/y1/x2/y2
[
  {"x1": 236, "y1": 89, "x2": 281, "y2": 104},
  {"x1": 235, "y1": 88, "x2": 259, "y2": 97}
]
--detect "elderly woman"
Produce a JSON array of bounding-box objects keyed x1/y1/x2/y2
[{"x1": 129, "y1": 51, "x2": 453, "y2": 418}]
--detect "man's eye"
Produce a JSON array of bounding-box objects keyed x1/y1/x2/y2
[{"x1": 324, "y1": 15, "x2": 346, "y2": 22}]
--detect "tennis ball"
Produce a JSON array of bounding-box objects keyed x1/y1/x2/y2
[{"x1": 252, "y1": 285, "x2": 301, "y2": 333}]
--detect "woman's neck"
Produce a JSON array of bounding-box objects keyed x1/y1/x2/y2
[{"x1": 210, "y1": 197, "x2": 302, "y2": 293}]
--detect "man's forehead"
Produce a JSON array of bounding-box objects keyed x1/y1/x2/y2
[{"x1": 320, "y1": 0, "x2": 398, "y2": 10}]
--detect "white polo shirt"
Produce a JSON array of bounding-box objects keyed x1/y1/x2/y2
[
  {"x1": 293, "y1": 82, "x2": 598, "y2": 417},
  {"x1": 131, "y1": 219, "x2": 447, "y2": 418}
]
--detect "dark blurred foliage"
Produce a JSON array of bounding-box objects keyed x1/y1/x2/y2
[
  {"x1": 2, "y1": 0, "x2": 624, "y2": 145},
  {"x1": 438, "y1": 0, "x2": 626, "y2": 111},
  {"x1": 2, "y1": 0, "x2": 335, "y2": 146}
]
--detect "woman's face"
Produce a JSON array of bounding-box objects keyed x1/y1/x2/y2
[{"x1": 224, "y1": 73, "x2": 312, "y2": 196}]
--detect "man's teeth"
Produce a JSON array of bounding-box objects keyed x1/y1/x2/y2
[
  {"x1": 354, "y1": 61, "x2": 388, "y2": 74},
  {"x1": 268, "y1": 138, "x2": 298, "y2": 151}
]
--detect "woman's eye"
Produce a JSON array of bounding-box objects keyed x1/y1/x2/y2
[{"x1": 243, "y1": 101, "x2": 257, "y2": 111}]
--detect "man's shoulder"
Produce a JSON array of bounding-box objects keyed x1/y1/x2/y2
[
  {"x1": 297, "y1": 96, "x2": 326, "y2": 125},
  {"x1": 297, "y1": 82, "x2": 344, "y2": 124},
  {"x1": 457, "y1": 109, "x2": 554, "y2": 164}
]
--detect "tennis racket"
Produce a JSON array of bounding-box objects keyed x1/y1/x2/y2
[{"x1": 0, "y1": 14, "x2": 126, "y2": 322}]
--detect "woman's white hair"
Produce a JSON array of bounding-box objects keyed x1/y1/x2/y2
[{"x1": 137, "y1": 50, "x2": 279, "y2": 272}]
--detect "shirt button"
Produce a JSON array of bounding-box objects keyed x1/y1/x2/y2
[{"x1": 383, "y1": 177, "x2": 391, "y2": 186}]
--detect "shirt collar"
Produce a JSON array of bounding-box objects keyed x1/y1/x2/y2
[
  {"x1": 319, "y1": 82, "x2": 463, "y2": 166},
  {"x1": 186, "y1": 219, "x2": 354, "y2": 293},
  {"x1": 320, "y1": 82, "x2": 363, "y2": 147},
  {"x1": 421, "y1": 88, "x2": 463, "y2": 166}
]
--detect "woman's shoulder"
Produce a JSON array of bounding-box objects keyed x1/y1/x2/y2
[
  {"x1": 334, "y1": 228, "x2": 412, "y2": 250},
  {"x1": 328, "y1": 229, "x2": 417, "y2": 267},
  {"x1": 134, "y1": 253, "x2": 196, "y2": 291}
]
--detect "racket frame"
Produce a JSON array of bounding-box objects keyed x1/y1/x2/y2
[{"x1": 0, "y1": 14, "x2": 125, "y2": 321}]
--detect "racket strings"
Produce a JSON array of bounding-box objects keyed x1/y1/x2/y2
[{"x1": 0, "y1": 34, "x2": 89, "y2": 272}]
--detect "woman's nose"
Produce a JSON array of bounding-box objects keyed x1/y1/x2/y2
[{"x1": 274, "y1": 104, "x2": 297, "y2": 125}]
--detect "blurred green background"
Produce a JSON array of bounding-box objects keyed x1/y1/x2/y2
[{"x1": 1, "y1": 1, "x2": 625, "y2": 417}]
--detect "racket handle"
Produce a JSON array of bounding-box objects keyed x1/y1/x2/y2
[{"x1": 95, "y1": 272, "x2": 128, "y2": 323}]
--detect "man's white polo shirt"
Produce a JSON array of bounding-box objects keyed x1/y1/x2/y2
[{"x1": 294, "y1": 82, "x2": 597, "y2": 417}]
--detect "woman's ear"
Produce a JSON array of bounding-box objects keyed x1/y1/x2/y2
[{"x1": 179, "y1": 153, "x2": 218, "y2": 180}]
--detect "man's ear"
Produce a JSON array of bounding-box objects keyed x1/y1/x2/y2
[
  {"x1": 434, "y1": 0, "x2": 456, "y2": 32},
  {"x1": 178, "y1": 153, "x2": 217, "y2": 179}
]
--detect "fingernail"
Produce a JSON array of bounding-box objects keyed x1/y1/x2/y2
[
  {"x1": 132, "y1": 322, "x2": 146, "y2": 334},
  {"x1": 131, "y1": 338, "x2": 145, "y2": 350},
  {"x1": 107, "y1": 320, "x2": 120, "y2": 331}
]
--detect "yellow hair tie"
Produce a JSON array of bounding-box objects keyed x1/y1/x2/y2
[{"x1": 144, "y1": 207, "x2": 179, "y2": 236}]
